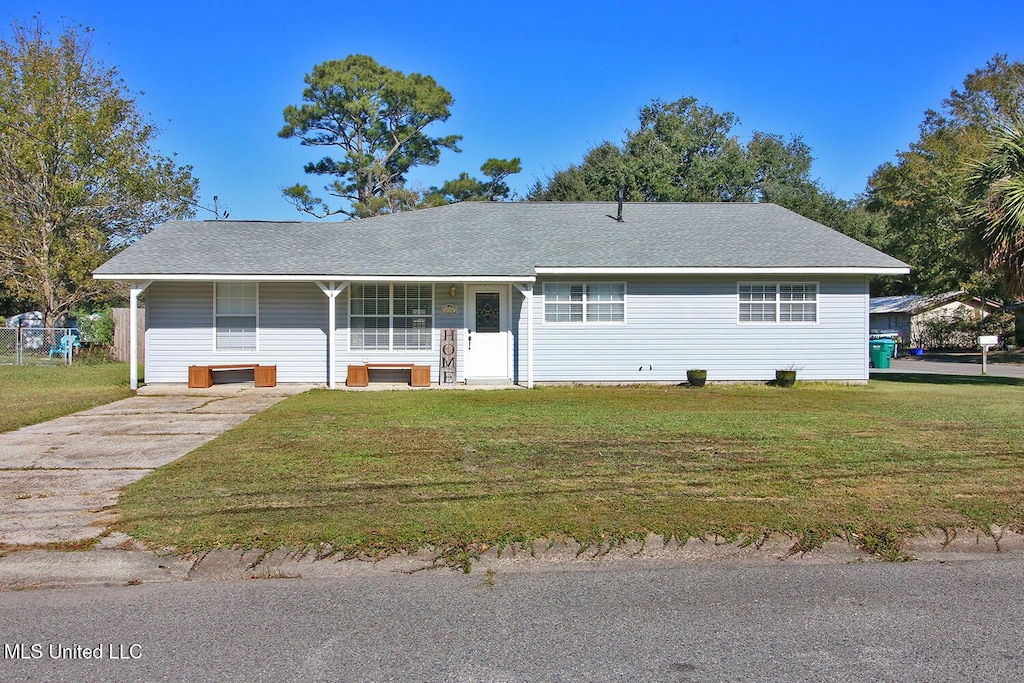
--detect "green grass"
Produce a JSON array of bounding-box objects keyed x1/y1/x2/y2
[
  {"x1": 0, "y1": 363, "x2": 134, "y2": 433},
  {"x1": 116, "y1": 378, "x2": 1024, "y2": 560}
]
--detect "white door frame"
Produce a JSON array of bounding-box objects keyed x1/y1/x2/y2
[{"x1": 464, "y1": 284, "x2": 510, "y2": 381}]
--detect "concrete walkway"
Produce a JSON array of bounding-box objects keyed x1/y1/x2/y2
[{"x1": 0, "y1": 384, "x2": 312, "y2": 547}]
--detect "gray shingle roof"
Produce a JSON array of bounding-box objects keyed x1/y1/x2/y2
[{"x1": 93, "y1": 202, "x2": 909, "y2": 278}]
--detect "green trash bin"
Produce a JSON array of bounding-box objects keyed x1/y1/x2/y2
[
  {"x1": 869, "y1": 340, "x2": 894, "y2": 369},
  {"x1": 880, "y1": 338, "x2": 898, "y2": 358}
]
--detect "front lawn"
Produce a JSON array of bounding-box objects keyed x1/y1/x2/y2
[
  {"x1": 0, "y1": 363, "x2": 134, "y2": 433},
  {"x1": 117, "y1": 378, "x2": 1024, "y2": 559}
]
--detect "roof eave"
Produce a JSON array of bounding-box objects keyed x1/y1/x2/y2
[
  {"x1": 92, "y1": 273, "x2": 537, "y2": 283},
  {"x1": 94, "y1": 266, "x2": 912, "y2": 281},
  {"x1": 534, "y1": 266, "x2": 911, "y2": 275}
]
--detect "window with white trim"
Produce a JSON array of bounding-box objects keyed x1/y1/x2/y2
[
  {"x1": 350, "y1": 283, "x2": 433, "y2": 351},
  {"x1": 738, "y1": 283, "x2": 817, "y2": 323},
  {"x1": 779, "y1": 283, "x2": 818, "y2": 322},
  {"x1": 544, "y1": 283, "x2": 625, "y2": 323},
  {"x1": 215, "y1": 282, "x2": 258, "y2": 350}
]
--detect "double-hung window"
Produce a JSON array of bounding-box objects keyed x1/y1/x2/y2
[
  {"x1": 350, "y1": 283, "x2": 433, "y2": 351},
  {"x1": 738, "y1": 283, "x2": 817, "y2": 323},
  {"x1": 392, "y1": 284, "x2": 433, "y2": 350},
  {"x1": 544, "y1": 283, "x2": 625, "y2": 323},
  {"x1": 779, "y1": 284, "x2": 818, "y2": 322},
  {"x1": 215, "y1": 282, "x2": 258, "y2": 350}
]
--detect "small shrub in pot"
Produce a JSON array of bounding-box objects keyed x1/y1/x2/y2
[{"x1": 686, "y1": 369, "x2": 707, "y2": 387}]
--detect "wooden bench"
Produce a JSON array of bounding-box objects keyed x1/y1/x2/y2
[
  {"x1": 188, "y1": 364, "x2": 277, "y2": 388},
  {"x1": 346, "y1": 363, "x2": 430, "y2": 388}
]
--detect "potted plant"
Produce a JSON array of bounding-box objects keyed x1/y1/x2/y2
[
  {"x1": 774, "y1": 367, "x2": 798, "y2": 387},
  {"x1": 686, "y1": 369, "x2": 707, "y2": 387}
]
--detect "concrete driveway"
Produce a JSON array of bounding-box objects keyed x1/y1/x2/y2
[{"x1": 0, "y1": 385, "x2": 311, "y2": 547}]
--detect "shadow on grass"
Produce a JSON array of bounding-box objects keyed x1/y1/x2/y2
[{"x1": 870, "y1": 372, "x2": 1024, "y2": 387}]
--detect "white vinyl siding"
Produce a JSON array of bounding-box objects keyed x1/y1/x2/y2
[
  {"x1": 214, "y1": 282, "x2": 257, "y2": 350},
  {"x1": 143, "y1": 278, "x2": 868, "y2": 386},
  {"x1": 147, "y1": 281, "x2": 326, "y2": 382},
  {"x1": 143, "y1": 282, "x2": 451, "y2": 385},
  {"x1": 544, "y1": 282, "x2": 625, "y2": 323},
  {"x1": 350, "y1": 283, "x2": 433, "y2": 351},
  {"x1": 739, "y1": 283, "x2": 817, "y2": 324},
  {"x1": 516, "y1": 277, "x2": 868, "y2": 384}
]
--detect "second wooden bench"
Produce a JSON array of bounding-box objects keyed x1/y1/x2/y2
[{"x1": 346, "y1": 363, "x2": 430, "y2": 388}]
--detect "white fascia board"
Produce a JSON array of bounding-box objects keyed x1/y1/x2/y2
[
  {"x1": 534, "y1": 267, "x2": 910, "y2": 275},
  {"x1": 93, "y1": 273, "x2": 537, "y2": 283}
]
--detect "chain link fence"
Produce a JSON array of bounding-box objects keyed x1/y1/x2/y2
[{"x1": 0, "y1": 327, "x2": 80, "y2": 365}]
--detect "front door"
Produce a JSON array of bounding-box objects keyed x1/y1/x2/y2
[{"x1": 465, "y1": 285, "x2": 509, "y2": 381}]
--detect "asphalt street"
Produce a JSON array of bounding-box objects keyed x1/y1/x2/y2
[
  {"x1": 1, "y1": 557, "x2": 1022, "y2": 682},
  {"x1": 875, "y1": 355, "x2": 1024, "y2": 378}
]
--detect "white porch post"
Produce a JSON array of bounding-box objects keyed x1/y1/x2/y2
[
  {"x1": 129, "y1": 281, "x2": 152, "y2": 390},
  {"x1": 513, "y1": 283, "x2": 535, "y2": 388},
  {"x1": 526, "y1": 283, "x2": 534, "y2": 388},
  {"x1": 316, "y1": 281, "x2": 348, "y2": 389}
]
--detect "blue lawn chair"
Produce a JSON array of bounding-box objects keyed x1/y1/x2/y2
[{"x1": 49, "y1": 334, "x2": 80, "y2": 359}]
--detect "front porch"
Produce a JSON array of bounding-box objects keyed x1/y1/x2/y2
[{"x1": 125, "y1": 278, "x2": 536, "y2": 389}]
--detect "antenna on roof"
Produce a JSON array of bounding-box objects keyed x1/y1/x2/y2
[
  {"x1": 186, "y1": 195, "x2": 230, "y2": 220},
  {"x1": 213, "y1": 196, "x2": 230, "y2": 220}
]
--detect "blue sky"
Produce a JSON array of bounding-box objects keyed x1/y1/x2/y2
[{"x1": 10, "y1": 1, "x2": 1024, "y2": 220}]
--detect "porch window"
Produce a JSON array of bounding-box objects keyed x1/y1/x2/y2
[
  {"x1": 739, "y1": 283, "x2": 817, "y2": 323},
  {"x1": 393, "y1": 284, "x2": 433, "y2": 350},
  {"x1": 215, "y1": 282, "x2": 258, "y2": 350},
  {"x1": 544, "y1": 283, "x2": 625, "y2": 323},
  {"x1": 350, "y1": 284, "x2": 390, "y2": 350},
  {"x1": 350, "y1": 283, "x2": 433, "y2": 351}
]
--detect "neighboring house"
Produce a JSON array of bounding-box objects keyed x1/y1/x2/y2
[
  {"x1": 4, "y1": 311, "x2": 44, "y2": 329},
  {"x1": 93, "y1": 202, "x2": 909, "y2": 389},
  {"x1": 869, "y1": 291, "x2": 1002, "y2": 348}
]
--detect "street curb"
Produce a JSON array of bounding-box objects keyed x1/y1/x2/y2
[{"x1": 2, "y1": 529, "x2": 1022, "y2": 589}]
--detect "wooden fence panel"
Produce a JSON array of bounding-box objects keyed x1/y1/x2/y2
[{"x1": 112, "y1": 308, "x2": 145, "y2": 363}]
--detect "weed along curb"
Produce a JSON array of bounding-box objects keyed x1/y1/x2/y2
[
  {"x1": 4, "y1": 528, "x2": 1023, "y2": 588},
  {"x1": 151, "y1": 527, "x2": 1024, "y2": 576},
  {"x1": 166, "y1": 526, "x2": 1024, "y2": 575}
]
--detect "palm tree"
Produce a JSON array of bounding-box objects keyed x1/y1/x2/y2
[{"x1": 965, "y1": 117, "x2": 1024, "y2": 299}]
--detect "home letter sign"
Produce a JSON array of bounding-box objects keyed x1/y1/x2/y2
[{"x1": 440, "y1": 328, "x2": 458, "y2": 384}]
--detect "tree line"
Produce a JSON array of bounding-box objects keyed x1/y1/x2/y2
[
  {"x1": 1, "y1": 19, "x2": 1023, "y2": 328},
  {"x1": 264, "y1": 52, "x2": 1024, "y2": 303},
  {"x1": 522, "y1": 57, "x2": 1024, "y2": 302}
]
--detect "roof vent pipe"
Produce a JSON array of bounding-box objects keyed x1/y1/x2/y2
[{"x1": 616, "y1": 186, "x2": 624, "y2": 222}]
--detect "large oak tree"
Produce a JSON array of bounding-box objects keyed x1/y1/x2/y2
[
  {"x1": 528, "y1": 96, "x2": 869, "y2": 238},
  {"x1": 0, "y1": 20, "x2": 197, "y2": 327}
]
